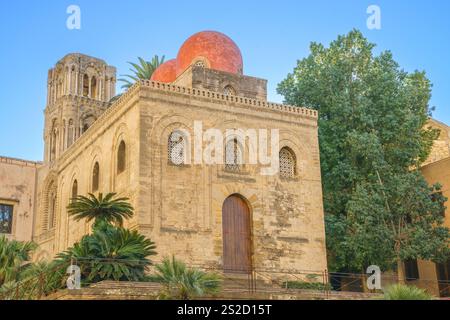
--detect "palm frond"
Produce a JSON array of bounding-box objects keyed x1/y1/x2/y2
[{"x1": 118, "y1": 55, "x2": 166, "y2": 90}]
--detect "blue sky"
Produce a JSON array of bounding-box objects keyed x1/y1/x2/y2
[{"x1": 0, "y1": 0, "x2": 449, "y2": 161}]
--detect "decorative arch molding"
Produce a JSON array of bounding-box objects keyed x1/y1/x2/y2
[
  {"x1": 41, "y1": 172, "x2": 58, "y2": 233},
  {"x1": 221, "y1": 80, "x2": 239, "y2": 96},
  {"x1": 89, "y1": 150, "x2": 102, "y2": 193},
  {"x1": 111, "y1": 123, "x2": 131, "y2": 191},
  {"x1": 68, "y1": 166, "x2": 80, "y2": 198},
  {"x1": 278, "y1": 130, "x2": 311, "y2": 179},
  {"x1": 80, "y1": 112, "x2": 97, "y2": 133},
  {"x1": 152, "y1": 114, "x2": 194, "y2": 165},
  {"x1": 146, "y1": 114, "x2": 194, "y2": 228},
  {"x1": 212, "y1": 186, "x2": 260, "y2": 218},
  {"x1": 150, "y1": 114, "x2": 194, "y2": 147}
]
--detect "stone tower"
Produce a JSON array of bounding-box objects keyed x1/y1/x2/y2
[{"x1": 43, "y1": 53, "x2": 116, "y2": 164}]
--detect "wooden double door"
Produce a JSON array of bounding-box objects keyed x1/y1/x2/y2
[{"x1": 222, "y1": 195, "x2": 252, "y2": 273}]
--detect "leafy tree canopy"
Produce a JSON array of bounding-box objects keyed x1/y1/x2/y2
[{"x1": 277, "y1": 29, "x2": 450, "y2": 272}]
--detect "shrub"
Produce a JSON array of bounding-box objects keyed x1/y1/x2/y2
[
  {"x1": 283, "y1": 280, "x2": 331, "y2": 291},
  {"x1": 383, "y1": 284, "x2": 434, "y2": 300},
  {"x1": 56, "y1": 221, "x2": 157, "y2": 283},
  {"x1": 155, "y1": 256, "x2": 222, "y2": 300}
]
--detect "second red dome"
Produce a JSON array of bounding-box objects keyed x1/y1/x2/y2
[{"x1": 150, "y1": 59, "x2": 177, "y2": 83}]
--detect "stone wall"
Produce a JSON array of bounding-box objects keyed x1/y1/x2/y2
[
  {"x1": 423, "y1": 119, "x2": 450, "y2": 166},
  {"x1": 32, "y1": 80, "x2": 328, "y2": 276},
  {"x1": 0, "y1": 156, "x2": 40, "y2": 242}
]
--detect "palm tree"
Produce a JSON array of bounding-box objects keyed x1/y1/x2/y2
[
  {"x1": 67, "y1": 192, "x2": 133, "y2": 227},
  {"x1": 155, "y1": 256, "x2": 222, "y2": 300},
  {"x1": 0, "y1": 236, "x2": 37, "y2": 286},
  {"x1": 118, "y1": 55, "x2": 165, "y2": 90}
]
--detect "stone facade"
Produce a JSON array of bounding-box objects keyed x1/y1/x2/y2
[
  {"x1": 34, "y1": 79, "x2": 326, "y2": 274},
  {"x1": 423, "y1": 118, "x2": 450, "y2": 166},
  {"x1": 0, "y1": 44, "x2": 328, "y2": 276},
  {"x1": 418, "y1": 146, "x2": 450, "y2": 297}
]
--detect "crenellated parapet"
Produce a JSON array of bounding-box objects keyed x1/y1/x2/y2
[{"x1": 55, "y1": 79, "x2": 318, "y2": 171}]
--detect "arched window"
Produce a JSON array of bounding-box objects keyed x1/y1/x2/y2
[
  {"x1": 50, "y1": 121, "x2": 58, "y2": 162},
  {"x1": 82, "y1": 115, "x2": 96, "y2": 133},
  {"x1": 225, "y1": 139, "x2": 243, "y2": 172},
  {"x1": 91, "y1": 76, "x2": 97, "y2": 99},
  {"x1": 92, "y1": 162, "x2": 100, "y2": 192},
  {"x1": 67, "y1": 119, "x2": 74, "y2": 147},
  {"x1": 71, "y1": 179, "x2": 78, "y2": 201},
  {"x1": 279, "y1": 147, "x2": 296, "y2": 178},
  {"x1": 83, "y1": 74, "x2": 89, "y2": 97},
  {"x1": 117, "y1": 141, "x2": 126, "y2": 174},
  {"x1": 168, "y1": 131, "x2": 186, "y2": 165},
  {"x1": 223, "y1": 85, "x2": 236, "y2": 96},
  {"x1": 48, "y1": 191, "x2": 57, "y2": 229}
]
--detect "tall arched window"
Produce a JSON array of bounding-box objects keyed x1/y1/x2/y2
[
  {"x1": 83, "y1": 74, "x2": 89, "y2": 97},
  {"x1": 279, "y1": 147, "x2": 296, "y2": 178},
  {"x1": 67, "y1": 119, "x2": 74, "y2": 147},
  {"x1": 117, "y1": 141, "x2": 126, "y2": 174},
  {"x1": 49, "y1": 119, "x2": 58, "y2": 162},
  {"x1": 71, "y1": 179, "x2": 78, "y2": 201},
  {"x1": 225, "y1": 139, "x2": 243, "y2": 172},
  {"x1": 82, "y1": 115, "x2": 96, "y2": 134},
  {"x1": 92, "y1": 162, "x2": 100, "y2": 192},
  {"x1": 91, "y1": 76, "x2": 97, "y2": 99},
  {"x1": 168, "y1": 131, "x2": 186, "y2": 165},
  {"x1": 48, "y1": 191, "x2": 57, "y2": 229}
]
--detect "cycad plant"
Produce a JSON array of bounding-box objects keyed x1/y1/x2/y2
[
  {"x1": 119, "y1": 55, "x2": 165, "y2": 90},
  {"x1": 17, "y1": 261, "x2": 66, "y2": 299},
  {"x1": 56, "y1": 221, "x2": 156, "y2": 283},
  {"x1": 155, "y1": 256, "x2": 222, "y2": 300},
  {"x1": 383, "y1": 284, "x2": 434, "y2": 300},
  {"x1": 0, "y1": 236, "x2": 37, "y2": 286},
  {"x1": 67, "y1": 192, "x2": 133, "y2": 228}
]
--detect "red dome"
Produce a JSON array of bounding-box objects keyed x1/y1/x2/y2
[
  {"x1": 176, "y1": 31, "x2": 243, "y2": 77},
  {"x1": 151, "y1": 59, "x2": 177, "y2": 83}
]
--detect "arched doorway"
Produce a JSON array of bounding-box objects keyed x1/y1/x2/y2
[{"x1": 222, "y1": 194, "x2": 252, "y2": 273}]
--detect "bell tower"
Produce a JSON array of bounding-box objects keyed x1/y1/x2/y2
[{"x1": 43, "y1": 53, "x2": 116, "y2": 164}]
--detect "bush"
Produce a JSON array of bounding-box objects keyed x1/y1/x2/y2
[
  {"x1": 283, "y1": 280, "x2": 331, "y2": 291},
  {"x1": 383, "y1": 284, "x2": 434, "y2": 300},
  {"x1": 155, "y1": 256, "x2": 222, "y2": 300}
]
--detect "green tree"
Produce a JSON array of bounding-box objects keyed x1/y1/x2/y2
[
  {"x1": 119, "y1": 55, "x2": 165, "y2": 90},
  {"x1": 0, "y1": 236, "x2": 37, "y2": 286},
  {"x1": 68, "y1": 192, "x2": 133, "y2": 228},
  {"x1": 155, "y1": 256, "x2": 222, "y2": 300},
  {"x1": 277, "y1": 29, "x2": 450, "y2": 276}
]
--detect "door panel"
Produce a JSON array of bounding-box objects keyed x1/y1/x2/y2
[{"x1": 222, "y1": 195, "x2": 252, "y2": 273}]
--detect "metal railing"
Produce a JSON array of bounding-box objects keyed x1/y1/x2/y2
[{"x1": 1, "y1": 258, "x2": 449, "y2": 300}]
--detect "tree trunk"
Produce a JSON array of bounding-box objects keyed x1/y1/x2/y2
[{"x1": 397, "y1": 259, "x2": 406, "y2": 284}]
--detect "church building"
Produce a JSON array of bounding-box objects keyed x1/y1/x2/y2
[{"x1": 0, "y1": 31, "x2": 328, "y2": 276}]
